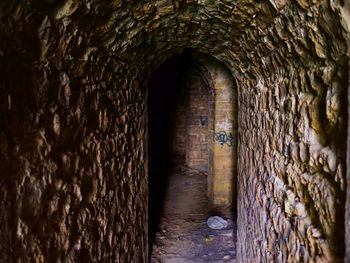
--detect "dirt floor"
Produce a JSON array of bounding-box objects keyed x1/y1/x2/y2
[{"x1": 150, "y1": 157, "x2": 236, "y2": 263}]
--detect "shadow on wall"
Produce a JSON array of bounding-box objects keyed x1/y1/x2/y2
[{"x1": 148, "y1": 51, "x2": 191, "y2": 251}]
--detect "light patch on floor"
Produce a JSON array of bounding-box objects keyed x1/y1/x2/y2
[{"x1": 150, "y1": 157, "x2": 236, "y2": 262}]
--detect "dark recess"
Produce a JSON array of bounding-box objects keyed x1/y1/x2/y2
[{"x1": 148, "y1": 51, "x2": 191, "y2": 254}]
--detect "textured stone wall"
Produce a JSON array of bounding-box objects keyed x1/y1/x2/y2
[
  {"x1": 235, "y1": 2, "x2": 349, "y2": 261},
  {"x1": 346, "y1": 57, "x2": 350, "y2": 262},
  {"x1": 0, "y1": 0, "x2": 349, "y2": 262},
  {"x1": 185, "y1": 68, "x2": 211, "y2": 171},
  {"x1": 342, "y1": 2, "x2": 350, "y2": 261},
  {"x1": 0, "y1": 2, "x2": 149, "y2": 262}
]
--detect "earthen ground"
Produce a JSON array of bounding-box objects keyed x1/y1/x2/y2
[{"x1": 150, "y1": 156, "x2": 236, "y2": 263}]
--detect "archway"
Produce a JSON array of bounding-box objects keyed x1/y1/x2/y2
[
  {"x1": 148, "y1": 50, "x2": 238, "y2": 261},
  {"x1": 0, "y1": 1, "x2": 348, "y2": 262}
]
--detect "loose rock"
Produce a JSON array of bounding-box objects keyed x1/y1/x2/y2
[{"x1": 207, "y1": 216, "x2": 228, "y2": 230}]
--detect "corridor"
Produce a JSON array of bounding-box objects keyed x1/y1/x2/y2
[
  {"x1": 150, "y1": 156, "x2": 236, "y2": 262},
  {"x1": 0, "y1": 1, "x2": 349, "y2": 262}
]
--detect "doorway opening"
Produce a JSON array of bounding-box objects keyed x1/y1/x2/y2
[{"x1": 148, "y1": 50, "x2": 237, "y2": 262}]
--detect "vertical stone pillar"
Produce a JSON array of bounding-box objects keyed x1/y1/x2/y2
[
  {"x1": 210, "y1": 67, "x2": 236, "y2": 206},
  {"x1": 208, "y1": 90, "x2": 216, "y2": 200}
]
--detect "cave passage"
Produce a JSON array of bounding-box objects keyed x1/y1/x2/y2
[
  {"x1": 1, "y1": 1, "x2": 350, "y2": 262},
  {"x1": 148, "y1": 51, "x2": 236, "y2": 262},
  {"x1": 148, "y1": 52, "x2": 189, "y2": 245}
]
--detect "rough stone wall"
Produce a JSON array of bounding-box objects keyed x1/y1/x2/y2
[
  {"x1": 235, "y1": 2, "x2": 349, "y2": 261},
  {"x1": 185, "y1": 69, "x2": 211, "y2": 171},
  {"x1": 237, "y1": 67, "x2": 347, "y2": 262},
  {"x1": 342, "y1": 2, "x2": 350, "y2": 261},
  {"x1": 346, "y1": 59, "x2": 350, "y2": 262},
  {"x1": 0, "y1": 0, "x2": 349, "y2": 262},
  {"x1": 347, "y1": 52, "x2": 350, "y2": 262},
  {"x1": 0, "y1": 2, "x2": 148, "y2": 262}
]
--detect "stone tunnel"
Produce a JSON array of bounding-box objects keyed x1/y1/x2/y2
[{"x1": 0, "y1": 0, "x2": 350, "y2": 262}]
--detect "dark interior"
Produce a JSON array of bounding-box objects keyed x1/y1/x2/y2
[{"x1": 148, "y1": 52, "x2": 192, "y2": 250}]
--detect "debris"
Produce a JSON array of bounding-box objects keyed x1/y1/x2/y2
[
  {"x1": 207, "y1": 216, "x2": 228, "y2": 230},
  {"x1": 204, "y1": 236, "x2": 214, "y2": 242}
]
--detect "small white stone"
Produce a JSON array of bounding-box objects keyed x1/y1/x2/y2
[
  {"x1": 223, "y1": 255, "x2": 231, "y2": 260},
  {"x1": 207, "y1": 216, "x2": 228, "y2": 230}
]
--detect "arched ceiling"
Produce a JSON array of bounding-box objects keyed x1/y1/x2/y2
[
  {"x1": 0, "y1": 1, "x2": 349, "y2": 262},
  {"x1": 1, "y1": 0, "x2": 348, "y2": 83}
]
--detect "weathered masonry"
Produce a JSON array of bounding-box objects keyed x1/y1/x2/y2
[
  {"x1": 0, "y1": 1, "x2": 350, "y2": 262},
  {"x1": 168, "y1": 54, "x2": 237, "y2": 206}
]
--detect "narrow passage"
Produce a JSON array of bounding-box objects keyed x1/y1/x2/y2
[{"x1": 150, "y1": 156, "x2": 236, "y2": 263}]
